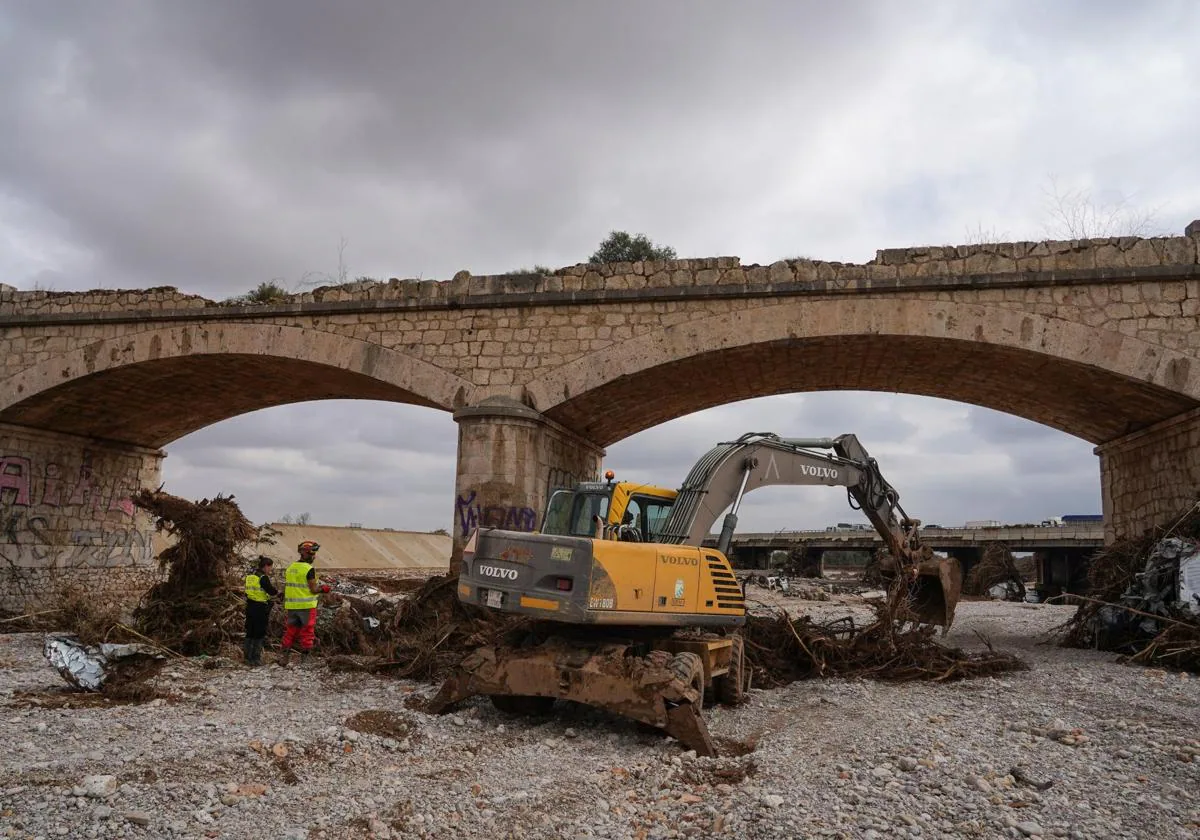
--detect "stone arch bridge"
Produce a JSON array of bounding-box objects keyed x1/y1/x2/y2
[{"x1": 2, "y1": 227, "x2": 1199, "y2": 607}]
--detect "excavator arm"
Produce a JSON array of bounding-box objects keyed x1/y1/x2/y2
[{"x1": 657, "y1": 432, "x2": 961, "y2": 627}]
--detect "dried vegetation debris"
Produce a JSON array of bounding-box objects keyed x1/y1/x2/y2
[
  {"x1": 963, "y1": 542, "x2": 1027, "y2": 601},
  {"x1": 1061, "y1": 499, "x2": 1200, "y2": 672},
  {"x1": 130, "y1": 489, "x2": 260, "y2": 656},
  {"x1": 33, "y1": 489, "x2": 1027, "y2": 701},
  {"x1": 742, "y1": 582, "x2": 1026, "y2": 689}
]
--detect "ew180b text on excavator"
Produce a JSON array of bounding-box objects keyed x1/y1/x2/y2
[{"x1": 428, "y1": 433, "x2": 963, "y2": 756}]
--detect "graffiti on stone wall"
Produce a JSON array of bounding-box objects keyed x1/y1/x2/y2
[
  {"x1": 0, "y1": 450, "x2": 152, "y2": 568},
  {"x1": 546, "y1": 467, "x2": 586, "y2": 498},
  {"x1": 0, "y1": 452, "x2": 137, "y2": 515},
  {"x1": 454, "y1": 490, "x2": 537, "y2": 538}
]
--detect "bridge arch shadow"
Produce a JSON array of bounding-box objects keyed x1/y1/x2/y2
[
  {"x1": 527, "y1": 298, "x2": 1199, "y2": 446},
  {"x1": 0, "y1": 324, "x2": 475, "y2": 447}
]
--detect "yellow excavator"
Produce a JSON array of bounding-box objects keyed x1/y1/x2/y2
[{"x1": 429, "y1": 432, "x2": 962, "y2": 755}]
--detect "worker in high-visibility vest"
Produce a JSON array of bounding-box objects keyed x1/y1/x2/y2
[
  {"x1": 279, "y1": 540, "x2": 329, "y2": 666},
  {"x1": 243, "y1": 555, "x2": 279, "y2": 666}
]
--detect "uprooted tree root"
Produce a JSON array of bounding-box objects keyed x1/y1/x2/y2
[
  {"x1": 743, "y1": 584, "x2": 1026, "y2": 688},
  {"x1": 963, "y1": 542, "x2": 1026, "y2": 600},
  {"x1": 130, "y1": 489, "x2": 262, "y2": 655}
]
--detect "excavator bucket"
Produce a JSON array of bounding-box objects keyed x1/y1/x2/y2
[
  {"x1": 426, "y1": 638, "x2": 717, "y2": 757},
  {"x1": 903, "y1": 556, "x2": 963, "y2": 629}
]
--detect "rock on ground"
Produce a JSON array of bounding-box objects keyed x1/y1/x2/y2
[{"x1": 1, "y1": 600, "x2": 1198, "y2": 839}]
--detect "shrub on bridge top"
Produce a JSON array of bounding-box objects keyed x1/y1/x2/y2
[
  {"x1": 232, "y1": 281, "x2": 290, "y2": 304},
  {"x1": 589, "y1": 231, "x2": 677, "y2": 264},
  {"x1": 504, "y1": 265, "x2": 554, "y2": 276}
]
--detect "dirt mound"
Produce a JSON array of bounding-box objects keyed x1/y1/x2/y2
[
  {"x1": 344, "y1": 709, "x2": 419, "y2": 740},
  {"x1": 743, "y1": 582, "x2": 1026, "y2": 688}
]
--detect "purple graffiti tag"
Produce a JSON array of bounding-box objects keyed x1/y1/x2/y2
[
  {"x1": 0, "y1": 456, "x2": 32, "y2": 507},
  {"x1": 503, "y1": 507, "x2": 537, "y2": 532},
  {"x1": 455, "y1": 490, "x2": 480, "y2": 538},
  {"x1": 41, "y1": 462, "x2": 63, "y2": 507},
  {"x1": 455, "y1": 490, "x2": 538, "y2": 537}
]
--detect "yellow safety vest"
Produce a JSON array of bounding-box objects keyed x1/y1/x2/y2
[
  {"x1": 285, "y1": 561, "x2": 318, "y2": 610},
  {"x1": 245, "y1": 572, "x2": 269, "y2": 603}
]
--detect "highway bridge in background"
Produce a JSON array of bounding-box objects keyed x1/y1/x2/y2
[
  {"x1": 705, "y1": 524, "x2": 1106, "y2": 596},
  {"x1": 711, "y1": 523, "x2": 1105, "y2": 554}
]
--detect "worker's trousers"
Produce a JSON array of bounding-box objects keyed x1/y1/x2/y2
[{"x1": 281, "y1": 607, "x2": 317, "y2": 651}]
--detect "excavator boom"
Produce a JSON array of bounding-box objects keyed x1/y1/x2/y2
[{"x1": 659, "y1": 432, "x2": 959, "y2": 627}]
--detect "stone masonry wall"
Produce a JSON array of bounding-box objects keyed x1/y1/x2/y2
[
  {"x1": 0, "y1": 423, "x2": 164, "y2": 613},
  {"x1": 1096, "y1": 408, "x2": 1200, "y2": 541},
  {"x1": 1, "y1": 234, "x2": 1198, "y2": 397}
]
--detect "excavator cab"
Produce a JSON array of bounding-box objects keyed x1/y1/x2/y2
[{"x1": 541, "y1": 472, "x2": 678, "y2": 544}]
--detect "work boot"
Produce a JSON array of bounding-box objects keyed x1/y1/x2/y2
[
  {"x1": 243, "y1": 638, "x2": 254, "y2": 665},
  {"x1": 248, "y1": 639, "x2": 264, "y2": 667},
  {"x1": 299, "y1": 650, "x2": 311, "y2": 667},
  {"x1": 278, "y1": 648, "x2": 291, "y2": 667}
]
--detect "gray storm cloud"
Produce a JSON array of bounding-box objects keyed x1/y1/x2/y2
[{"x1": 2, "y1": 1, "x2": 1194, "y2": 530}]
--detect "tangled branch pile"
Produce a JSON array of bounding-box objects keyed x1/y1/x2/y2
[
  {"x1": 743, "y1": 583, "x2": 1025, "y2": 688},
  {"x1": 130, "y1": 490, "x2": 261, "y2": 655},
  {"x1": 963, "y1": 542, "x2": 1026, "y2": 601},
  {"x1": 318, "y1": 575, "x2": 529, "y2": 680},
  {"x1": 1060, "y1": 500, "x2": 1200, "y2": 672}
]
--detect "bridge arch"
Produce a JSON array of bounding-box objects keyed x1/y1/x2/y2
[
  {"x1": 526, "y1": 298, "x2": 1200, "y2": 447},
  {"x1": 0, "y1": 323, "x2": 475, "y2": 447}
]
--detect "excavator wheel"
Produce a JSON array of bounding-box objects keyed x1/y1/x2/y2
[
  {"x1": 489, "y1": 694, "x2": 556, "y2": 716},
  {"x1": 713, "y1": 636, "x2": 748, "y2": 706},
  {"x1": 667, "y1": 652, "x2": 705, "y2": 712}
]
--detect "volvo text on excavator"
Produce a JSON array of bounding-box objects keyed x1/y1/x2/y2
[{"x1": 429, "y1": 433, "x2": 963, "y2": 756}]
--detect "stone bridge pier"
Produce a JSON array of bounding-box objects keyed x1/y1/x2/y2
[
  {"x1": 0, "y1": 422, "x2": 163, "y2": 612},
  {"x1": 1096, "y1": 407, "x2": 1200, "y2": 541},
  {"x1": 450, "y1": 397, "x2": 603, "y2": 567}
]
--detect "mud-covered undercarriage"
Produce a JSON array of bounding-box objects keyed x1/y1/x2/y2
[{"x1": 427, "y1": 624, "x2": 747, "y2": 757}]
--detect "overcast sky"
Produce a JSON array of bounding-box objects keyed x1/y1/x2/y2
[{"x1": 3, "y1": 1, "x2": 1198, "y2": 535}]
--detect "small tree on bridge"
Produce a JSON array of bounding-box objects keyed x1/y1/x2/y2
[{"x1": 589, "y1": 231, "x2": 677, "y2": 264}]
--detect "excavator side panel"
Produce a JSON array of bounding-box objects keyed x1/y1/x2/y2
[
  {"x1": 651, "y1": 546, "x2": 704, "y2": 615},
  {"x1": 460, "y1": 529, "x2": 744, "y2": 628},
  {"x1": 586, "y1": 540, "x2": 657, "y2": 613}
]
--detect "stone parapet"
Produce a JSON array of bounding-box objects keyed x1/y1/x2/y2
[{"x1": 2, "y1": 232, "x2": 1198, "y2": 321}]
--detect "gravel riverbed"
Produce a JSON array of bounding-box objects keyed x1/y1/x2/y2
[{"x1": 1, "y1": 598, "x2": 1197, "y2": 840}]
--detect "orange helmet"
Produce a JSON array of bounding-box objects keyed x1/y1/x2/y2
[{"x1": 297, "y1": 540, "x2": 320, "y2": 555}]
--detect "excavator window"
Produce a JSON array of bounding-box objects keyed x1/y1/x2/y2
[
  {"x1": 634, "y1": 496, "x2": 674, "y2": 542},
  {"x1": 542, "y1": 489, "x2": 610, "y2": 537},
  {"x1": 541, "y1": 490, "x2": 575, "y2": 536}
]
